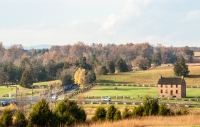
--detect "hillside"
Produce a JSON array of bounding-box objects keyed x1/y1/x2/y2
[{"x1": 96, "y1": 66, "x2": 200, "y2": 86}]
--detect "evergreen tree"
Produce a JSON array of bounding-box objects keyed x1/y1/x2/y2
[
  {"x1": 55, "y1": 101, "x2": 73, "y2": 127},
  {"x1": 37, "y1": 67, "x2": 47, "y2": 82},
  {"x1": 173, "y1": 55, "x2": 189, "y2": 76},
  {"x1": 107, "y1": 61, "x2": 115, "y2": 73},
  {"x1": 106, "y1": 105, "x2": 117, "y2": 121},
  {"x1": 122, "y1": 108, "x2": 131, "y2": 119},
  {"x1": 19, "y1": 67, "x2": 34, "y2": 88},
  {"x1": 92, "y1": 107, "x2": 107, "y2": 121},
  {"x1": 86, "y1": 70, "x2": 96, "y2": 83},
  {"x1": 13, "y1": 110, "x2": 28, "y2": 127},
  {"x1": 0, "y1": 108, "x2": 13, "y2": 127},
  {"x1": 99, "y1": 65, "x2": 109, "y2": 75},
  {"x1": 152, "y1": 52, "x2": 162, "y2": 66},
  {"x1": 115, "y1": 58, "x2": 128, "y2": 72},
  {"x1": 61, "y1": 99, "x2": 86, "y2": 125},
  {"x1": 79, "y1": 55, "x2": 87, "y2": 69},
  {"x1": 29, "y1": 99, "x2": 53, "y2": 127},
  {"x1": 143, "y1": 96, "x2": 159, "y2": 116},
  {"x1": 60, "y1": 71, "x2": 73, "y2": 85},
  {"x1": 114, "y1": 110, "x2": 121, "y2": 121},
  {"x1": 132, "y1": 105, "x2": 144, "y2": 117}
]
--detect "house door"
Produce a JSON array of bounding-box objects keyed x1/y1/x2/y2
[{"x1": 170, "y1": 90, "x2": 173, "y2": 95}]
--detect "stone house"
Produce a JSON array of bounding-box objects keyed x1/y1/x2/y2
[{"x1": 157, "y1": 76, "x2": 186, "y2": 98}]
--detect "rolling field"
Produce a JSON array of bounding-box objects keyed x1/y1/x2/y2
[
  {"x1": 0, "y1": 86, "x2": 16, "y2": 97},
  {"x1": 83, "y1": 85, "x2": 200, "y2": 98},
  {"x1": 96, "y1": 66, "x2": 200, "y2": 86},
  {"x1": 83, "y1": 85, "x2": 157, "y2": 98}
]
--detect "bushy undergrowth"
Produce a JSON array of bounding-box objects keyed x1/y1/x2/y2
[
  {"x1": 132, "y1": 96, "x2": 188, "y2": 117},
  {"x1": 122, "y1": 108, "x2": 132, "y2": 119},
  {"x1": 92, "y1": 96, "x2": 189, "y2": 124},
  {"x1": 0, "y1": 96, "x2": 189, "y2": 127},
  {"x1": 0, "y1": 99, "x2": 87, "y2": 127},
  {"x1": 92, "y1": 107, "x2": 107, "y2": 121}
]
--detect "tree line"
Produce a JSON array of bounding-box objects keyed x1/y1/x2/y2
[{"x1": 0, "y1": 42, "x2": 196, "y2": 87}]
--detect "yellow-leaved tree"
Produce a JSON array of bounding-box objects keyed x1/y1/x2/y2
[{"x1": 74, "y1": 68, "x2": 86, "y2": 88}]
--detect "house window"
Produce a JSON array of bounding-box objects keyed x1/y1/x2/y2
[
  {"x1": 171, "y1": 90, "x2": 173, "y2": 95},
  {"x1": 161, "y1": 84, "x2": 163, "y2": 87},
  {"x1": 161, "y1": 90, "x2": 163, "y2": 93},
  {"x1": 166, "y1": 85, "x2": 168, "y2": 88},
  {"x1": 176, "y1": 90, "x2": 178, "y2": 94},
  {"x1": 165, "y1": 90, "x2": 168, "y2": 94},
  {"x1": 176, "y1": 84, "x2": 178, "y2": 88},
  {"x1": 171, "y1": 84, "x2": 173, "y2": 88}
]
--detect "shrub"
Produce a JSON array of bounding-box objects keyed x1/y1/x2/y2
[
  {"x1": 13, "y1": 110, "x2": 28, "y2": 127},
  {"x1": 132, "y1": 105, "x2": 144, "y2": 117},
  {"x1": 28, "y1": 99, "x2": 53, "y2": 126},
  {"x1": 176, "y1": 106, "x2": 189, "y2": 115},
  {"x1": 0, "y1": 108, "x2": 13, "y2": 127},
  {"x1": 26, "y1": 121, "x2": 34, "y2": 127},
  {"x1": 56, "y1": 99, "x2": 87, "y2": 125},
  {"x1": 92, "y1": 107, "x2": 107, "y2": 121},
  {"x1": 158, "y1": 103, "x2": 171, "y2": 116},
  {"x1": 122, "y1": 108, "x2": 132, "y2": 119},
  {"x1": 106, "y1": 105, "x2": 117, "y2": 121},
  {"x1": 114, "y1": 110, "x2": 121, "y2": 121},
  {"x1": 169, "y1": 104, "x2": 189, "y2": 115},
  {"x1": 143, "y1": 96, "x2": 159, "y2": 116}
]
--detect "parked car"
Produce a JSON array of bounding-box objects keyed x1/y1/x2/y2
[
  {"x1": 0, "y1": 101, "x2": 10, "y2": 106},
  {"x1": 102, "y1": 97, "x2": 111, "y2": 101}
]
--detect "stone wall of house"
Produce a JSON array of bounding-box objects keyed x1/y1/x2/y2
[{"x1": 158, "y1": 84, "x2": 183, "y2": 98}]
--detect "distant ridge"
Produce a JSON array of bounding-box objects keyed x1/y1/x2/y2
[
  {"x1": 24, "y1": 44, "x2": 52, "y2": 50},
  {"x1": 4, "y1": 44, "x2": 52, "y2": 50}
]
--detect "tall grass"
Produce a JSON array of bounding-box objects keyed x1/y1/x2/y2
[{"x1": 78, "y1": 115, "x2": 200, "y2": 127}]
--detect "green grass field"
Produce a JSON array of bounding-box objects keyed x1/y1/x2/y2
[
  {"x1": 0, "y1": 86, "x2": 16, "y2": 97},
  {"x1": 83, "y1": 85, "x2": 200, "y2": 99},
  {"x1": 96, "y1": 66, "x2": 200, "y2": 86},
  {"x1": 83, "y1": 85, "x2": 157, "y2": 98}
]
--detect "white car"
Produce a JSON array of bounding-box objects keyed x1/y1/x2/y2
[{"x1": 102, "y1": 97, "x2": 111, "y2": 101}]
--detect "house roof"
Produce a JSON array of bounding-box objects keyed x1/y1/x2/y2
[{"x1": 157, "y1": 76, "x2": 185, "y2": 85}]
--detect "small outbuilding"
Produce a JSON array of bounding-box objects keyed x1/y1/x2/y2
[{"x1": 157, "y1": 75, "x2": 186, "y2": 98}]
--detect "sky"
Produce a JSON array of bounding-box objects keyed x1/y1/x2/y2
[{"x1": 1, "y1": 0, "x2": 200, "y2": 47}]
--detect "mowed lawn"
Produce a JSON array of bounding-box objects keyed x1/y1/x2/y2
[
  {"x1": 96, "y1": 66, "x2": 200, "y2": 86},
  {"x1": 83, "y1": 85, "x2": 200, "y2": 98}
]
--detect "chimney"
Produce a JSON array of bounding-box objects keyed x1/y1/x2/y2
[
  {"x1": 160, "y1": 75, "x2": 162, "y2": 79},
  {"x1": 181, "y1": 76, "x2": 184, "y2": 79}
]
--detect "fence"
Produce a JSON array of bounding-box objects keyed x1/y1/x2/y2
[{"x1": 94, "y1": 83, "x2": 200, "y2": 88}]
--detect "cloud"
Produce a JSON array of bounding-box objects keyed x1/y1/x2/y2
[
  {"x1": 145, "y1": 35, "x2": 172, "y2": 46},
  {"x1": 99, "y1": 0, "x2": 155, "y2": 31},
  {"x1": 63, "y1": 20, "x2": 85, "y2": 28},
  {"x1": 186, "y1": 10, "x2": 200, "y2": 21},
  {"x1": 122, "y1": 0, "x2": 141, "y2": 18},
  {"x1": 100, "y1": 14, "x2": 117, "y2": 30}
]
